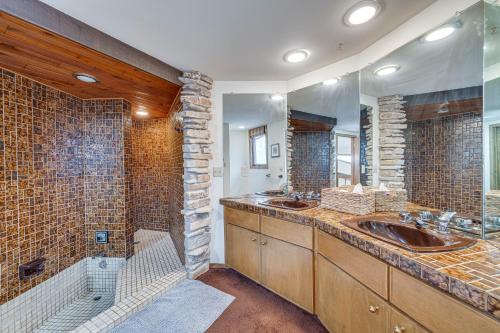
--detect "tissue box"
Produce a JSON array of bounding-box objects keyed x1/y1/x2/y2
[
  {"x1": 371, "y1": 188, "x2": 407, "y2": 212},
  {"x1": 321, "y1": 185, "x2": 375, "y2": 215}
]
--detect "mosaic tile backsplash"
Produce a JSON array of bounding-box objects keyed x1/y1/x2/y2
[
  {"x1": 0, "y1": 69, "x2": 135, "y2": 305},
  {"x1": 405, "y1": 111, "x2": 483, "y2": 219},
  {"x1": 291, "y1": 131, "x2": 331, "y2": 193}
]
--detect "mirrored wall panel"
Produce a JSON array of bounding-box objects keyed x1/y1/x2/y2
[
  {"x1": 360, "y1": 2, "x2": 485, "y2": 236},
  {"x1": 484, "y1": 0, "x2": 500, "y2": 238},
  {"x1": 287, "y1": 72, "x2": 360, "y2": 193},
  {"x1": 223, "y1": 94, "x2": 287, "y2": 197}
]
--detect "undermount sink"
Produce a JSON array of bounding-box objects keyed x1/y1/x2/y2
[
  {"x1": 261, "y1": 198, "x2": 319, "y2": 211},
  {"x1": 341, "y1": 219, "x2": 476, "y2": 252},
  {"x1": 255, "y1": 190, "x2": 286, "y2": 196}
]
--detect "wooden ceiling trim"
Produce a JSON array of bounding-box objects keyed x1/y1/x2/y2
[{"x1": 0, "y1": 12, "x2": 181, "y2": 118}]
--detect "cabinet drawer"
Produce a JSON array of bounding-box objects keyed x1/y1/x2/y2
[
  {"x1": 317, "y1": 229, "x2": 389, "y2": 299},
  {"x1": 390, "y1": 307, "x2": 429, "y2": 333},
  {"x1": 224, "y1": 207, "x2": 260, "y2": 232},
  {"x1": 261, "y1": 216, "x2": 313, "y2": 249},
  {"x1": 390, "y1": 268, "x2": 499, "y2": 333}
]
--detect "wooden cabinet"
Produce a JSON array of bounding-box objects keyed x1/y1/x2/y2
[
  {"x1": 260, "y1": 235, "x2": 314, "y2": 312},
  {"x1": 390, "y1": 268, "x2": 499, "y2": 333},
  {"x1": 224, "y1": 207, "x2": 314, "y2": 312},
  {"x1": 225, "y1": 223, "x2": 261, "y2": 282},
  {"x1": 316, "y1": 254, "x2": 388, "y2": 333}
]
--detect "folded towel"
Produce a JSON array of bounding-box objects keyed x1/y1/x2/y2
[{"x1": 352, "y1": 183, "x2": 364, "y2": 194}]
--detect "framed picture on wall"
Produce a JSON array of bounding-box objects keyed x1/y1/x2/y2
[{"x1": 271, "y1": 143, "x2": 280, "y2": 158}]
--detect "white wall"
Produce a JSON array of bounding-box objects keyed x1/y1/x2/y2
[{"x1": 209, "y1": 0, "x2": 479, "y2": 263}]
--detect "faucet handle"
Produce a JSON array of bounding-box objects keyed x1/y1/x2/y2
[{"x1": 399, "y1": 211, "x2": 413, "y2": 224}]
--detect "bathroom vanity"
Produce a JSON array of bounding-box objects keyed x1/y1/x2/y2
[{"x1": 220, "y1": 197, "x2": 500, "y2": 333}]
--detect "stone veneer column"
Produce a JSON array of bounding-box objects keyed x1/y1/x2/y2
[
  {"x1": 364, "y1": 106, "x2": 374, "y2": 186},
  {"x1": 378, "y1": 95, "x2": 406, "y2": 189},
  {"x1": 286, "y1": 106, "x2": 294, "y2": 191},
  {"x1": 179, "y1": 71, "x2": 213, "y2": 278}
]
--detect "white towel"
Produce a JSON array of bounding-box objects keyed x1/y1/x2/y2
[{"x1": 352, "y1": 183, "x2": 364, "y2": 194}]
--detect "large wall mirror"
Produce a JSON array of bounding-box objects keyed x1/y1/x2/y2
[
  {"x1": 484, "y1": 0, "x2": 500, "y2": 239},
  {"x1": 222, "y1": 94, "x2": 287, "y2": 197},
  {"x1": 287, "y1": 72, "x2": 360, "y2": 194},
  {"x1": 361, "y1": 2, "x2": 488, "y2": 237}
]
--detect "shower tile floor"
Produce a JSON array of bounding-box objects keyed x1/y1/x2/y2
[{"x1": 34, "y1": 230, "x2": 185, "y2": 332}]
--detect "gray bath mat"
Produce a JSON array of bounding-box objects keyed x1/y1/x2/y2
[{"x1": 111, "y1": 279, "x2": 234, "y2": 333}]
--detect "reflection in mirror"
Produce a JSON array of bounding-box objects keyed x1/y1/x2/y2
[
  {"x1": 287, "y1": 72, "x2": 360, "y2": 194},
  {"x1": 484, "y1": 0, "x2": 500, "y2": 238},
  {"x1": 360, "y1": 2, "x2": 484, "y2": 236},
  {"x1": 222, "y1": 94, "x2": 287, "y2": 197}
]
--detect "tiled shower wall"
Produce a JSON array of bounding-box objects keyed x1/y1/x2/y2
[
  {"x1": 131, "y1": 108, "x2": 185, "y2": 261},
  {"x1": 405, "y1": 111, "x2": 483, "y2": 219},
  {"x1": 0, "y1": 68, "x2": 134, "y2": 305},
  {"x1": 83, "y1": 100, "x2": 134, "y2": 259}
]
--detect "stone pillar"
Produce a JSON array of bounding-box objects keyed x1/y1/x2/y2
[
  {"x1": 179, "y1": 71, "x2": 213, "y2": 279},
  {"x1": 286, "y1": 106, "x2": 294, "y2": 191},
  {"x1": 378, "y1": 95, "x2": 406, "y2": 189},
  {"x1": 364, "y1": 106, "x2": 374, "y2": 186}
]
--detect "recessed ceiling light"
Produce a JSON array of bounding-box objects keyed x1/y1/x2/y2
[
  {"x1": 344, "y1": 1, "x2": 382, "y2": 26},
  {"x1": 374, "y1": 65, "x2": 400, "y2": 76},
  {"x1": 136, "y1": 110, "x2": 149, "y2": 116},
  {"x1": 271, "y1": 94, "x2": 284, "y2": 101},
  {"x1": 423, "y1": 23, "x2": 458, "y2": 42},
  {"x1": 74, "y1": 73, "x2": 98, "y2": 83},
  {"x1": 323, "y1": 78, "x2": 340, "y2": 86},
  {"x1": 283, "y1": 49, "x2": 310, "y2": 63},
  {"x1": 238, "y1": 126, "x2": 245, "y2": 129}
]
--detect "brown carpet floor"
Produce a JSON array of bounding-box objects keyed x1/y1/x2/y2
[{"x1": 198, "y1": 268, "x2": 328, "y2": 333}]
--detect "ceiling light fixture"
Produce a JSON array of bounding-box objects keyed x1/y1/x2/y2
[
  {"x1": 423, "y1": 23, "x2": 459, "y2": 42},
  {"x1": 271, "y1": 94, "x2": 284, "y2": 101},
  {"x1": 323, "y1": 78, "x2": 340, "y2": 86},
  {"x1": 74, "y1": 73, "x2": 98, "y2": 83},
  {"x1": 238, "y1": 126, "x2": 245, "y2": 129},
  {"x1": 283, "y1": 49, "x2": 310, "y2": 63},
  {"x1": 344, "y1": 0, "x2": 382, "y2": 26},
  {"x1": 136, "y1": 110, "x2": 149, "y2": 116},
  {"x1": 374, "y1": 65, "x2": 400, "y2": 76}
]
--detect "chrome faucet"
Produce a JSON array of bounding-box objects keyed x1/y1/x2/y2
[
  {"x1": 437, "y1": 211, "x2": 457, "y2": 234},
  {"x1": 399, "y1": 211, "x2": 414, "y2": 224}
]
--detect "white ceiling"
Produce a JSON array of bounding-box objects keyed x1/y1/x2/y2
[
  {"x1": 288, "y1": 72, "x2": 360, "y2": 132},
  {"x1": 40, "y1": 0, "x2": 435, "y2": 81},
  {"x1": 223, "y1": 94, "x2": 286, "y2": 129},
  {"x1": 361, "y1": 2, "x2": 484, "y2": 97}
]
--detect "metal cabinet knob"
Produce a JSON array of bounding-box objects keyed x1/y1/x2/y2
[
  {"x1": 393, "y1": 325, "x2": 406, "y2": 333},
  {"x1": 261, "y1": 240, "x2": 267, "y2": 246},
  {"x1": 368, "y1": 305, "x2": 379, "y2": 313},
  {"x1": 251, "y1": 237, "x2": 257, "y2": 242}
]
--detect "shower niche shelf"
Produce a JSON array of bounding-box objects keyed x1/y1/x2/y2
[{"x1": 19, "y1": 257, "x2": 46, "y2": 280}]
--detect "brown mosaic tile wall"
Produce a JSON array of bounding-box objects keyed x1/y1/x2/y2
[
  {"x1": 0, "y1": 69, "x2": 86, "y2": 304},
  {"x1": 130, "y1": 104, "x2": 185, "y2": 261},
  {"x1": 83, "y1": 99, "x2": 134, "y2": 259},
  {"x1": 291, "y1": 131, "x2": 331, "y2": 193},
  {"x1": 405, "y1": 111, "x2": 483, "y2": 219}
]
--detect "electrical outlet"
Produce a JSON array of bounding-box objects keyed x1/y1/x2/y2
[{"x1": 213, "y1": 167, "x2": 223, "y2": 177}]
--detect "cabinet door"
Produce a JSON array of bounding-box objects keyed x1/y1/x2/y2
[
  {"x1": 389, "y1": 307, "x2": 429, "y2": 333},
  {"x1": 225, "y1": 224, "x2": 260, "y2": 282},
  {"x1": 260, "y1": 235, "x2": 314, "y2": 312},
  {"x1": 316, "y1": 254, "x2": 388, "y2": 333}
]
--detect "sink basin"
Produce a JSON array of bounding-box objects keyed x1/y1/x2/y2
[
  {"x1": 255, "y1": 190, "x2": 285, "y2": 196},
  {"x1": 261, "y1": 198, "x2": 319, "y2": 211},
  {"x1": 341, "y1": 219, "x2": 476, "y2": 252}
]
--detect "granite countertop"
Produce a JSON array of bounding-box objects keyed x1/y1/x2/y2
[{"x1": 220, "y1": 195, "x2": 500, "y2": 320}]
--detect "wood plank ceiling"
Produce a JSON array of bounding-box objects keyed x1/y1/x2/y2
[{"x1": 0, "y1": 12, "x2": 181, "y2": 118}]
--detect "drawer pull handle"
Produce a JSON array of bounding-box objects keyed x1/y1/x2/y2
[
  {"x1": 261, "y1": 240, "x2": 267, "y2": 245},
  {"x1": 393, "y1": 325, "x2": 406, "y2": 333},
  {"x1": 251, "y1": 237, "x2": 257, "y2": 242},
  {"x1": 368, "y1": 305, "x2": 379, "y2": 313}
]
